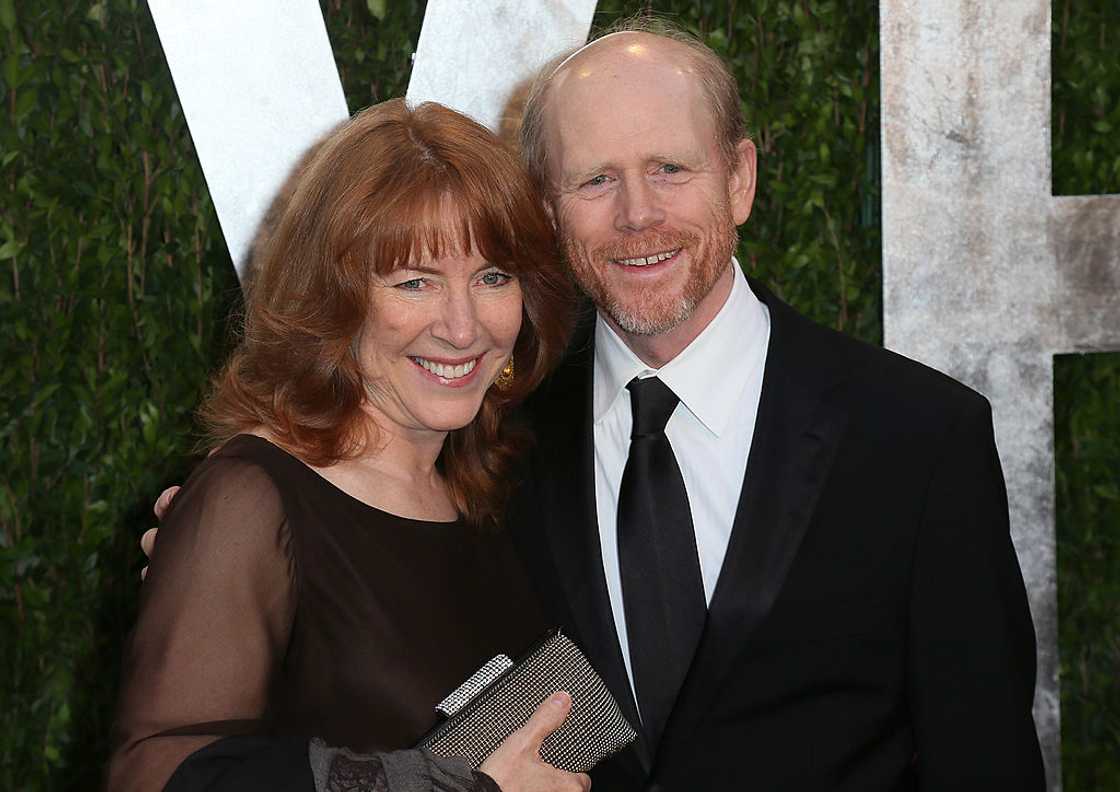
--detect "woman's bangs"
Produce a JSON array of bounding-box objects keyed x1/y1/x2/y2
[{"x1": 365, "y1": 180, "x2": 521, "y2": 275}]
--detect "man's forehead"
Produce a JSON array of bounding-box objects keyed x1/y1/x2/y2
[
  {"x1": 555, "y1": 116, "x2": 704, "y2": 162},
  {"x1": 548, "y1": 50, "x2": 713, "y2": 162},
  {"x1": 547, "y1": 39, "x2": 705, "y2": 136}
]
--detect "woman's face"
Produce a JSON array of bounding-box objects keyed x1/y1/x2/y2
[{"x1": 357, "y1": 247, "x2": 523, "y2": 438}]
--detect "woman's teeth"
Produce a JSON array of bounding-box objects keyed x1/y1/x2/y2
[
  {"x1": 413, "y1": 357, "x2": 477, "y2": 380},
  {"x1": 615, "y1": 249, "x2": 679, "y2": 267}
]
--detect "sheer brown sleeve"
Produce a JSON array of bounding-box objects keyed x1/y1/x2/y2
[
  {"x1": 308, "y1": 742, "x2": 502, "y2": 792},
  {"x1": 108, "y1": 454, "x2": 296, "y2": 792}
]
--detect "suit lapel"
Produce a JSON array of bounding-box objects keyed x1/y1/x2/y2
[
  {"x1": 520, "y1": 315, "x2": 652, "y2": 773},
  {"x1": 654, "y1": 282, "x2": 850, "y2": 767}
]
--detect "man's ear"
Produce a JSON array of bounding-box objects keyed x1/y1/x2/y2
[{"x1": 728, "y1": 138, "x2": 757, "y2": 226}]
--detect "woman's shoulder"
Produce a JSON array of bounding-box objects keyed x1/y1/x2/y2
[
  {"x1": 151, "y1": 435, "x2": 301, "y2": 593},
  {"x1": 168, "y1": 434, "x2": 301, "y2": 531},
  {"x1": 189, "y1": 433, "x2": 306, "y2": 493},
  {"x1": 209, "y1": 431, "x2": 296, "y2": 468}
]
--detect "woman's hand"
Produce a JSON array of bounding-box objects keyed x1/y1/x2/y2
[{"x1": 479, "y1": 692, "x2": 591, "y2": 792}]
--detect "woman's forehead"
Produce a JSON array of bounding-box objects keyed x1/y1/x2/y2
[
  {"x1": 371, "y1": 217, "x2": 509, "y2": 273},
  {"x1": 392, "y1": 248, "x2": 494, "y2": 273}
]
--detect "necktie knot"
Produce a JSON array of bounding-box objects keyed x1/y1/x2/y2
[{"x1": 627, "y1": 376, "x2": 680, "y2": 438}]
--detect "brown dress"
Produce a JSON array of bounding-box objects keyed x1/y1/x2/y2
[{"x1": 109, "y1": 434, "x2": 547, "y2": 791}]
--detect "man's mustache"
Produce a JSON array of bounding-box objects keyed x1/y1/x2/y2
[{"x1": 589, "y1": 229, "x2": 699, "y2": 261}]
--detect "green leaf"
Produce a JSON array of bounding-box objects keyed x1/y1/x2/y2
[
  {"x1": 13, "y1": 86, "x2": 36, "y2": 119},
  {"x1": 0, "y1": 238, "x2": 22, "y2": 260},
  {"x1": 367, "y1": 0, "x2": 387, "y2": 21},
  {"x1": 3, "y1": 51, "x2": 21, "y2": 91},
  {"x1": 0, "y1": 0, "x2": 14, "y2": 31},
  {"x1": 1092, "y1": 483, "x2": 1118, "y2": 501}
]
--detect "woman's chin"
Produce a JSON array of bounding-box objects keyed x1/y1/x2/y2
[{"x1": 412, "y1": 401, "x2": 489, "y2": 434}]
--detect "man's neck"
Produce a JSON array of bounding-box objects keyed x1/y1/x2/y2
[{"x1": 605, "y1": 265, "x2": 735, "y2": 369}]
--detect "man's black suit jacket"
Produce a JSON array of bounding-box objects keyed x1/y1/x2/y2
[{"x1": 509, "y1": 279, "x2": 1045, "y2": 791}]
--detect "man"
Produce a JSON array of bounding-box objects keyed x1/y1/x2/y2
[
  {"x1": 150, "y1": 21, "x2": 1046, "y2": 791},
  {"x1": 502, "y1": 21, "x2": 1046, "y2": 791}
]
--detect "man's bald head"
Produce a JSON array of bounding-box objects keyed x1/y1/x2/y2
[{"x1": 520, "y1": 20, "x2": 747, "y2": 194}]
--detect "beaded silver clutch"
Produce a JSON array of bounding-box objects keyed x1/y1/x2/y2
[{"x1": 417, "y1": 629, "x2": 637, "y2": 772}]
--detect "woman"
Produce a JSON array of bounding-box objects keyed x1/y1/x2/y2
[{"x1": 108, "y1": 99, "x2": 584, "y2": 792}]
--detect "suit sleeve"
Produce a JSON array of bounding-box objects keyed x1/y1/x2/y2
[{"x1": 907, "y1": 395, "x2": 1046, "y2": 790}]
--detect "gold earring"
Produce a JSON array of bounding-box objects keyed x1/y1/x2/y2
[{"x1": 494, "y1": 356, "x2": 515, "y2": 390}]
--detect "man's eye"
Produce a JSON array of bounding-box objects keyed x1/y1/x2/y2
[
  {"x1": 582, "y1": 174, "x2": 610, "y2": 188},
  {"x1": 395, "y1": 278, "x2": 425, "y2": 290},
  {"x1": 479, "y1": 271, "x2": 514, "y2": 287},
  {"x1": 660, "y1": 163, "x2": 683, "y2": 174}
]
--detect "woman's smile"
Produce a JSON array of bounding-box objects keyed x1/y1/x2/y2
[{"x1": 409, "y1": 354, "x2": 483, "y2": 387}]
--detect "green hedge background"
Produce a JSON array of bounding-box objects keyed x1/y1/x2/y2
[
  {"x1": 0, "y1": 1, "x2": 1115, "y2": 789},
  {"x1": 1051, "y1": 2, "x2": 1119, "y2": 789}
]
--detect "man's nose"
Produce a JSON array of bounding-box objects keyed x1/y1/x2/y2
[
  {"x1": 432, "y1": 287, "x2": 480, "y2": 349},
  {"x1": 615, "y1": 176, "x2": 665, "y2": 232}
]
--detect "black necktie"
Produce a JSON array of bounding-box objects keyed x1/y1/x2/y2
[{"x1": 617, "y1": 376, "x2": 706, "y2": 750}]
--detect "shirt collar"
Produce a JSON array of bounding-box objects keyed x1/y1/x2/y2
[{"x1": 592, "y1": 260, "x2": 770, "y2": 437}]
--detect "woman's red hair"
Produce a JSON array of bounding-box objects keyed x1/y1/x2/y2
[{"x1": 200, "y1": 99, "x2": 574, "y2": 526}]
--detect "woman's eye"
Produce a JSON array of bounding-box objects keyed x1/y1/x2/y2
[
  {"x1": 582, "y1": 174, "x2": 610, "y2": 188},
  {"x1": 479, "y1": 271, "x2": 513, "y2": 287},
  {"x1": 395, "y1": 278, "x2": 425, "y2": 290}
]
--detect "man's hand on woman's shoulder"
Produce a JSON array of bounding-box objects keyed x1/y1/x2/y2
[{"x1": 139, "y1": 484, "x2": 179, "y2": 580}]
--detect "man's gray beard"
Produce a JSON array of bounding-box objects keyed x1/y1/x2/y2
[
  {"x1": 600, "y1": 280, "x2": 697, "y2": 337},
  {"x1": 562, "y1": 218, "x2": 739, "y2": 337}
]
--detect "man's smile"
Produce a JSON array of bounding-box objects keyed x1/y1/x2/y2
[{"x1": 611, "y1": 248, "x2": 682, "y2": 267}]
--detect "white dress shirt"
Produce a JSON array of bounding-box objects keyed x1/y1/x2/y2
[{"x1": 592, "y1": 261, "x2": 770, "y2": 694}]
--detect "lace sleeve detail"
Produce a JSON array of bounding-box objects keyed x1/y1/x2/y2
[
  {"x1": 108, "y1": 453, "x2": 296, "y2": 792},
  {"x1": 309, "y1": 741, "x2": 502, "y2": 792}
]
